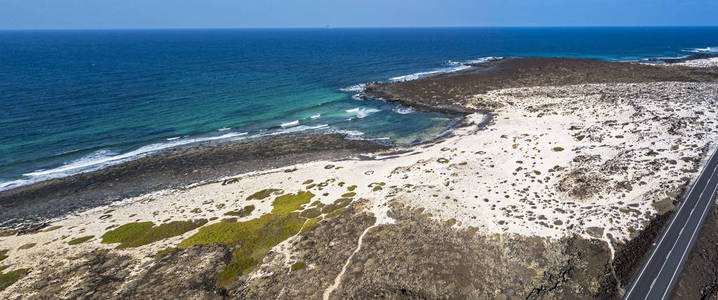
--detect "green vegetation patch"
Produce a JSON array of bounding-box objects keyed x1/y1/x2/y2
[
  {"x1": 68, "y1": 235, "x2": 94, "y2": 245},
  {"x1": 175, "y1": 190, "x2": 326, "y2": 287},
  {"x1": 334, "y1": 198, "x2": 352, "y2": 207},
  {"x1": 102, "y1": 220, "x2": 207, "y2": 249},
  {"x1": 101, "y1": 222, "x2": 154, "y2": 244},
  {"x1": 300, "y1": 217, "x2": 322, "y2": 234},
  {"x1": 299, "y1": 207, "x2": 322, "y2": 219},
  {"x1": 291, "y1": 261, "x2": 307, "y2": 272},
  {"x1": 246, "y1": 188, "x2": 283, "y2": 201},
  {"x1": 552, "y1": 146, "x2": 565, "y2": 152},
  {"x1": 155, "y1": 247, "x2": 179, "y2": 259},
  {"x1": 271, "y1": 191, "x2": 314, "y2": 214},
  {"x1": 0, "y1": 268, "x2": 28, "y2": 291},
  {"x1": 40, "y1": 225, "x2": 62, "y2": 232},
  {"x1": 224, "y1": 205, "x2": 255, "y2": 218},
  {"x1": 179, "y1": 212, "x2": 306, "y2": 286},
  {"x1": 321, "y1": 198, "x2": 352, "y2": 215},
  {"x1": 347, "y1": 185, "x2": 357, "y2": 191},
  {"x1": 18, "y1": 243, "x2": 35, "y2": 250},
  {"x1": 341, "y1": 192, "x2": 356, "y2": 198},
  {"x1": 325, "y1": 207, "x2": 345, "y2": 219},
  {"x1": 0, "y1": 249, "x2": 8, "y2": 262},
  {"x1": 0, "y1": 230, "x2": 18, "y2": 237}
]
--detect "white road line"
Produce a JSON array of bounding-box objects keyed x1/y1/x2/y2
[
  {"x1": 644, "y1": 164, "x2": 718, "y2": 300},
  {"x1": 660, "y1": 170, "x2": 718, "y2": 300},
  {"x1": 624, "y1": 146, "x2": 718, "y2": 299}
]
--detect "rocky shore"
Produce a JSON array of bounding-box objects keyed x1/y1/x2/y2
[
  {"x1": 1, "y1": 57, "x2": 718, "y2": 299},
  {"x1": 0, "y1": 134, "x2": 388, "y2": 229},
  {"x1": 363, "y1": 57, "x2": 718, "y2": 113}
]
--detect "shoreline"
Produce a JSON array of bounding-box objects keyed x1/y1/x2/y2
[
  {"x1": 2, "y1": 55, "x2": 716, "y2": 230},
  {"x1": 363, "y1": 57, "x2": 718, "y2": 113},
  {"x1": 0, "y1": 113, "x2": 483, "y2": 231},
  {"x1": 0, "y1": 133, "x2": 390, "y2": 229},
  {"x1": 0, "y1": 84, "x2": 477, "y2": 230},
  {"x1": 2, "y1": 54, "x2": 714, "y2": 203},
  {"x1": 4, "y1": 80, "x2": 718, "y2": 298},
  {"x1": 2, "y1": 57, "x2": 718, "y2": 298},
  {"x1": 4, "y1": 55, "x2": 717, "y2": 228}
]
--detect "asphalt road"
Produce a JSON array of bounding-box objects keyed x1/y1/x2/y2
[{"x1": 624, "y1": 147, "x2": 718, "y2": 300}]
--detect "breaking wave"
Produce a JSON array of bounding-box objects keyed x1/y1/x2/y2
[
  {"x1": 345, "y1": 107, "x2": 380, "y2": 118},
  {"x1": 0, "y1": 131, "x2": 249, "y2": 191}
]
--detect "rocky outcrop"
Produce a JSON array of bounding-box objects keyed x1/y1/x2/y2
[
  {"x1": 364, "y1": 57, "x2": 718, "y2": 114},
  {"x1": 28, "y1": 245, "x2": 232, "y2": 299},
  {"x1": 328, "y1": 203, "x2": 615, "y2": 299}
]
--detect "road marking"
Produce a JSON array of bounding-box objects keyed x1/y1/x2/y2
[
  {"x1": 643, "y1": 164, "x2": 718, "y2": 300},
  {"x1": 659, "y1": 169, "x2": 718, "y2": 300},
  {"x1": 624, "y1": 146, "x2": 718, "y2": 299}
]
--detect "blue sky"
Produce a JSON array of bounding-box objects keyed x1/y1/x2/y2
[{"x1": 1, "y1": 0, "x2": 717, "y2": 29}]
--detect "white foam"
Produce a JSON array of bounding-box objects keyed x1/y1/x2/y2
[
  {"x1": 310, "y1": 114, "x2": 321, "y2": 119},
  {"x1": 0, "y1": 131, "x2": 249, "y2": 191},
  {"x1": 641, "y1": 55, "x2": 691, "y2": 62},
  {"x1": 345, "y1": 107, "x2": 380, "y2": 118},
  {"x1": 390, "y1": 64, "x2": 471, "y2": 82},
  {"x1": 393, "y1": 106, "x2": 415, "y2": 114},
  {"x1": 218, "y1": 127, "x2": 231, "y2": 131},
  {"x1": 269, "y1": 124, "x2": 329, "y2": 135},
  {"x1": 330, "y1": 128, "x2": 365, "y2": 137},
  {"x1": 339, "y1": 84, "x2": 366, "y2": 92},
  {"x1": 387, "y1": 56, "x2": 501, "y2": 82},
  {"x1": 443, "y1": 60, "x2": 463, "y2": 66},
  {"x1": 280, "y1": 120, "x2": 299, "y2": 128},
  {"x1": 464, "y1": 56, "x2": 504, "y2": 64},
  {"x1": 687, "y1": 47, "x2": 717, "y2": 54}
]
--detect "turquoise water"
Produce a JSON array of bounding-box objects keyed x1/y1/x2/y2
[{"x1": 1, "y1": 27, "x2": 717, "y2": 190}]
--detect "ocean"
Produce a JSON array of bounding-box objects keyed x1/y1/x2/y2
[{"x1": 1, "y1": 27, "x2": 717, "y2": 190}]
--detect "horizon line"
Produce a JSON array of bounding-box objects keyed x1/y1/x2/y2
[{"x1": 2, "y1": 25, "x2": 718, "y2": 31}]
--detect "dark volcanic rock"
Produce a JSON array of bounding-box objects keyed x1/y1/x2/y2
[
  {"x1": 364, "y1": 57, "x2": 718, "y2": 113},
  {"x1": 120, "y1": 244, "x2": 232, "y2": 299},
  {"x1": 612, "y1": 212, "x2": 671, "y2": 290},
  {"x1": 0, "y1": 133, "x2": 388, "y2": 229},
  {"x1": 30, "y1": 245, "x2": 232, "y2": 299},
  {"x1": 329, "y1": 203, "x2": 615, "y2": 299},
  {"x1": 672, "y1": 206, "x2": 718, "y2": 300}
]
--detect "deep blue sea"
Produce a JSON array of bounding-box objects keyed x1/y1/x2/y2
[{"x1": 1, "y1": 27, "x2": 717, "y2": 190}]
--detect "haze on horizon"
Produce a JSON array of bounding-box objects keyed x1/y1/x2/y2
[{"x1": 1, "y1": 0, "x2": 718, "y2": 30}]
